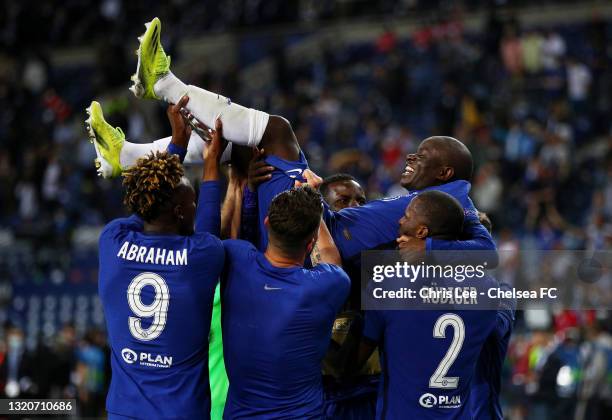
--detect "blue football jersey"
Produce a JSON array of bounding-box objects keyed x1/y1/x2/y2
[
  {"x1": 363, "y1": 276, "x2": 498, "y2": 419},
  {"x1": 99, "y1": 184, "x2": 225, "y2": 419},
  {"x1": 221, "y1": 239, "x2": 350, "y2": 419},
  {"x1": 256, "y1": 152, "x2": 308, "y2": 251},
  {"x1": 324, "y1": 180, "x2": 495, "y2": 263}
]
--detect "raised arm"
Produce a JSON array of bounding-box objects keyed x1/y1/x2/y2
[
  {"x1": 294, "y1": 170, "x2": 342, "y2": 267},
  {"x1": 494, "y1": 282, "x2": 516, "y2": 340},
  {"x1": 427, "y1": 217, "x2": 496, "y2": 252},
  {"x1": 427, "y1": 218, "x2": 499, "y2": 267},
  {"x1": 311, "y1": 218, "x2": 342, "y2": 267},
  {"x1": 166, "y1": 95, "x2": 194, "y2": 162},
  {"x1": 195, "y1": 119, "x2": 227, "y2": 236},
  {"x1": 239, "y1": 148, "x2": 274, "y2": 244}
]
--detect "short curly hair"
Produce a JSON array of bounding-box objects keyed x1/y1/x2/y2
[
  {"x1": 122, "y1": 151, "x2": 184, "y2": 222},
  {"x1": 267, "y1": 186, "x2": 323, "y2": 252}
]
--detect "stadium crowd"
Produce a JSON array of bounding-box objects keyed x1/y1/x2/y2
[
  {"x1": 0, "y1": 1, "x2": 611, "y2": 419},
  {"x1": 1, "y1": 9, "x2": 611, "y2": 250}
]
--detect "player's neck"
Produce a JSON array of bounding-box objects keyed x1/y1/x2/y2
[
  {"x1": 264, "y1": 246, "x2": 304, "y2": 268},
  {"x1": 143, "y1": 221, "x2": 181, "y2": 236}
]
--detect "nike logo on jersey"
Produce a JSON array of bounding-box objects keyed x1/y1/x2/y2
[
  {"x1": 285, "y1": 169, "x2": 303, "y2": 179},
  {"x1": 264, "y1": 284, "x2": 282, "y2": 291}
]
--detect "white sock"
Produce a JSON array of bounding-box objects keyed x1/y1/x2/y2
[
  {"x1": 119, "y1": 139, "x2": 166, "y2": 168},
  {"x1": 153, "y1": 72, "x2": 188, "y2": 105},
  {"x1": 120, "y1": 132, "x2": 206, "y2": 168},
  {"x1": 154, "y1": 72, "x2": 269, "y2": 147}
]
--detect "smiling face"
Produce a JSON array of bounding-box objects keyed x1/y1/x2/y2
[
  {"x1": 400, "y1": 138, "x2": 449, "y2": 190},
  {"x1": 324, "y1": 180, "x2": 366, "y2": 211}
]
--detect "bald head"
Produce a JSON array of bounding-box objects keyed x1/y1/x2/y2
[
  {"x1": 424, "y1": 136, "x2": 473, "y2": 182},
  {"x1": 401, "y1": 136, "x2": 473, "y2": 190}
]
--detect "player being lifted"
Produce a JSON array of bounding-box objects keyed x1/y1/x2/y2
[
  {"x1": 95, "y1": 17, "x2": 304, "y2": 252},
  {"x1": 94, "y1": 96, "x2": 225, "y2": 419},
  {"x1": 91, "y1": 17, "x2": 494, "y2": 262}
]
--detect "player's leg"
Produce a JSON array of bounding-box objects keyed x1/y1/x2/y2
[
  {"x1": 85, "y1": 101, "x2": 206, "y2": 178},
  {"x1": 130, "y1": 18, "x2": 270, "y2": 149},
  {"x1": 121, "y1": 132, "x2": 206, "y2": 166}
]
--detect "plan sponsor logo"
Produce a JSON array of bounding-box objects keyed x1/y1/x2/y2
[
  {"x1": 121, "y1": 348, "x2": 173, "y2": 368},
  {"x1": 418, "y1": 393, "x2": 461, "y2": 409},
  {"x1": 419, "y1": 393, "x2": 437, "y2": 408},
  {"x1": 121, "y1": 348, "x2": 138, "y2": 364}
]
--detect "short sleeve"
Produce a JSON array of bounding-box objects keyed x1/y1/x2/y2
[{"x1": 363, "y1": 310, "x2": 385, "y2": 343}]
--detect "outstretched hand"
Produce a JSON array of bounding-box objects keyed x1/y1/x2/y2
[
  {"x1": 203, "y1": 118, "x2": 228, "y2": 165},
  {"x1": 294, "y1": 169, "x2": 323, "y2": 189},
  {"x1": 247, "y1": 148, "x2": 274, "y2": 191},
  {"x1": 167, "y1": 95, "x2": 192, "y2": 147}
]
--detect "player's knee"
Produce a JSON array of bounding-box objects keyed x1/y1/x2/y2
[
  {"x1": 268, "y1": 115, "x2": 293, "y2": 136},
  {"x1": 262, "y1": 115, "x2": 299, "y2": 157}
]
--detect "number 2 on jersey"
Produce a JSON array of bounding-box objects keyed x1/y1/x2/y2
[
  {"x1": 127, "y1": 272, "x2": 170, "y2": 341},
  {"x1": 429, "y1": 313, "x2": 465, "y2": 389}
]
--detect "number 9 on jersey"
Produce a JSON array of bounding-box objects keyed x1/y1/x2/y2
[{"x1": 127, "y1": 272, "x2": 170, "y2": 341}]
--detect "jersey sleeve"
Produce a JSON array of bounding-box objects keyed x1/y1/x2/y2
[
  {"x1": 239, "y1": 185, "x2": 259, "y2": 245},
  {"x1": 494, "y1": 282, "x2": 516, "y2": 340},
  {"x1": 363, "y1": 310, "x2": 385, "y2": 343},
  {"x1": 256, "y1": 153, "x2": 308, "y2": 251},
  {"x1": 324, "y1": 195, "x2": 413, "y2": 261},
  {"x1": 427, "y1": 218, "x2": 496, "y2": 252},
  {"x1": 100, "y1": 215, "x2": 144, "y2": 244},
  {"x1": 426, "y1": 217, "x2": 499, "y2": 267},
  {"x1": 322, "y1": 200, "x2": 336, "y2": 232},
  {"x1": 310, "y1": 263, "x2": 350, "y2": 311},
  {"x1": 167, "y1": 143, "x2": 187, "y2": 162},
  {"x1": 196, "y1": 181, "x2": 221, "y2": 236}
]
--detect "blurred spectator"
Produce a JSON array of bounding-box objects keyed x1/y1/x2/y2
[
  {"x1": 74, "y1": 329, "x2": 107, "y2": 418},
  {"x1": 51, "y1": 323, "x2": 77, "y2": 398},
  {"x1": 472, "y1": 162, "x2": 503, "y2": 217},
  {"x1": 521, "y1": 30, "x2": 544, "y2": 74},
  {"x1": 541, "y1": 30, "x2": 566, "y2": 70},
  {"x1": 0, "y1": 3, "x2": 611, "y2": 418},
  {"x1": 0, "y1": 324, "x2": 35, "y2": 398},
  {"x1": 575, "y1": 320, "x2": 612, "y2": 420},
  {"x1": 566, "y1": 56, "x2": 592, "y2": 110},
  {"x1": 501, "y1": 27, "x2": 523, "y2": 76},
  {"x1": 14, "y1": 175, "x2": 39, "y2": 221}
]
